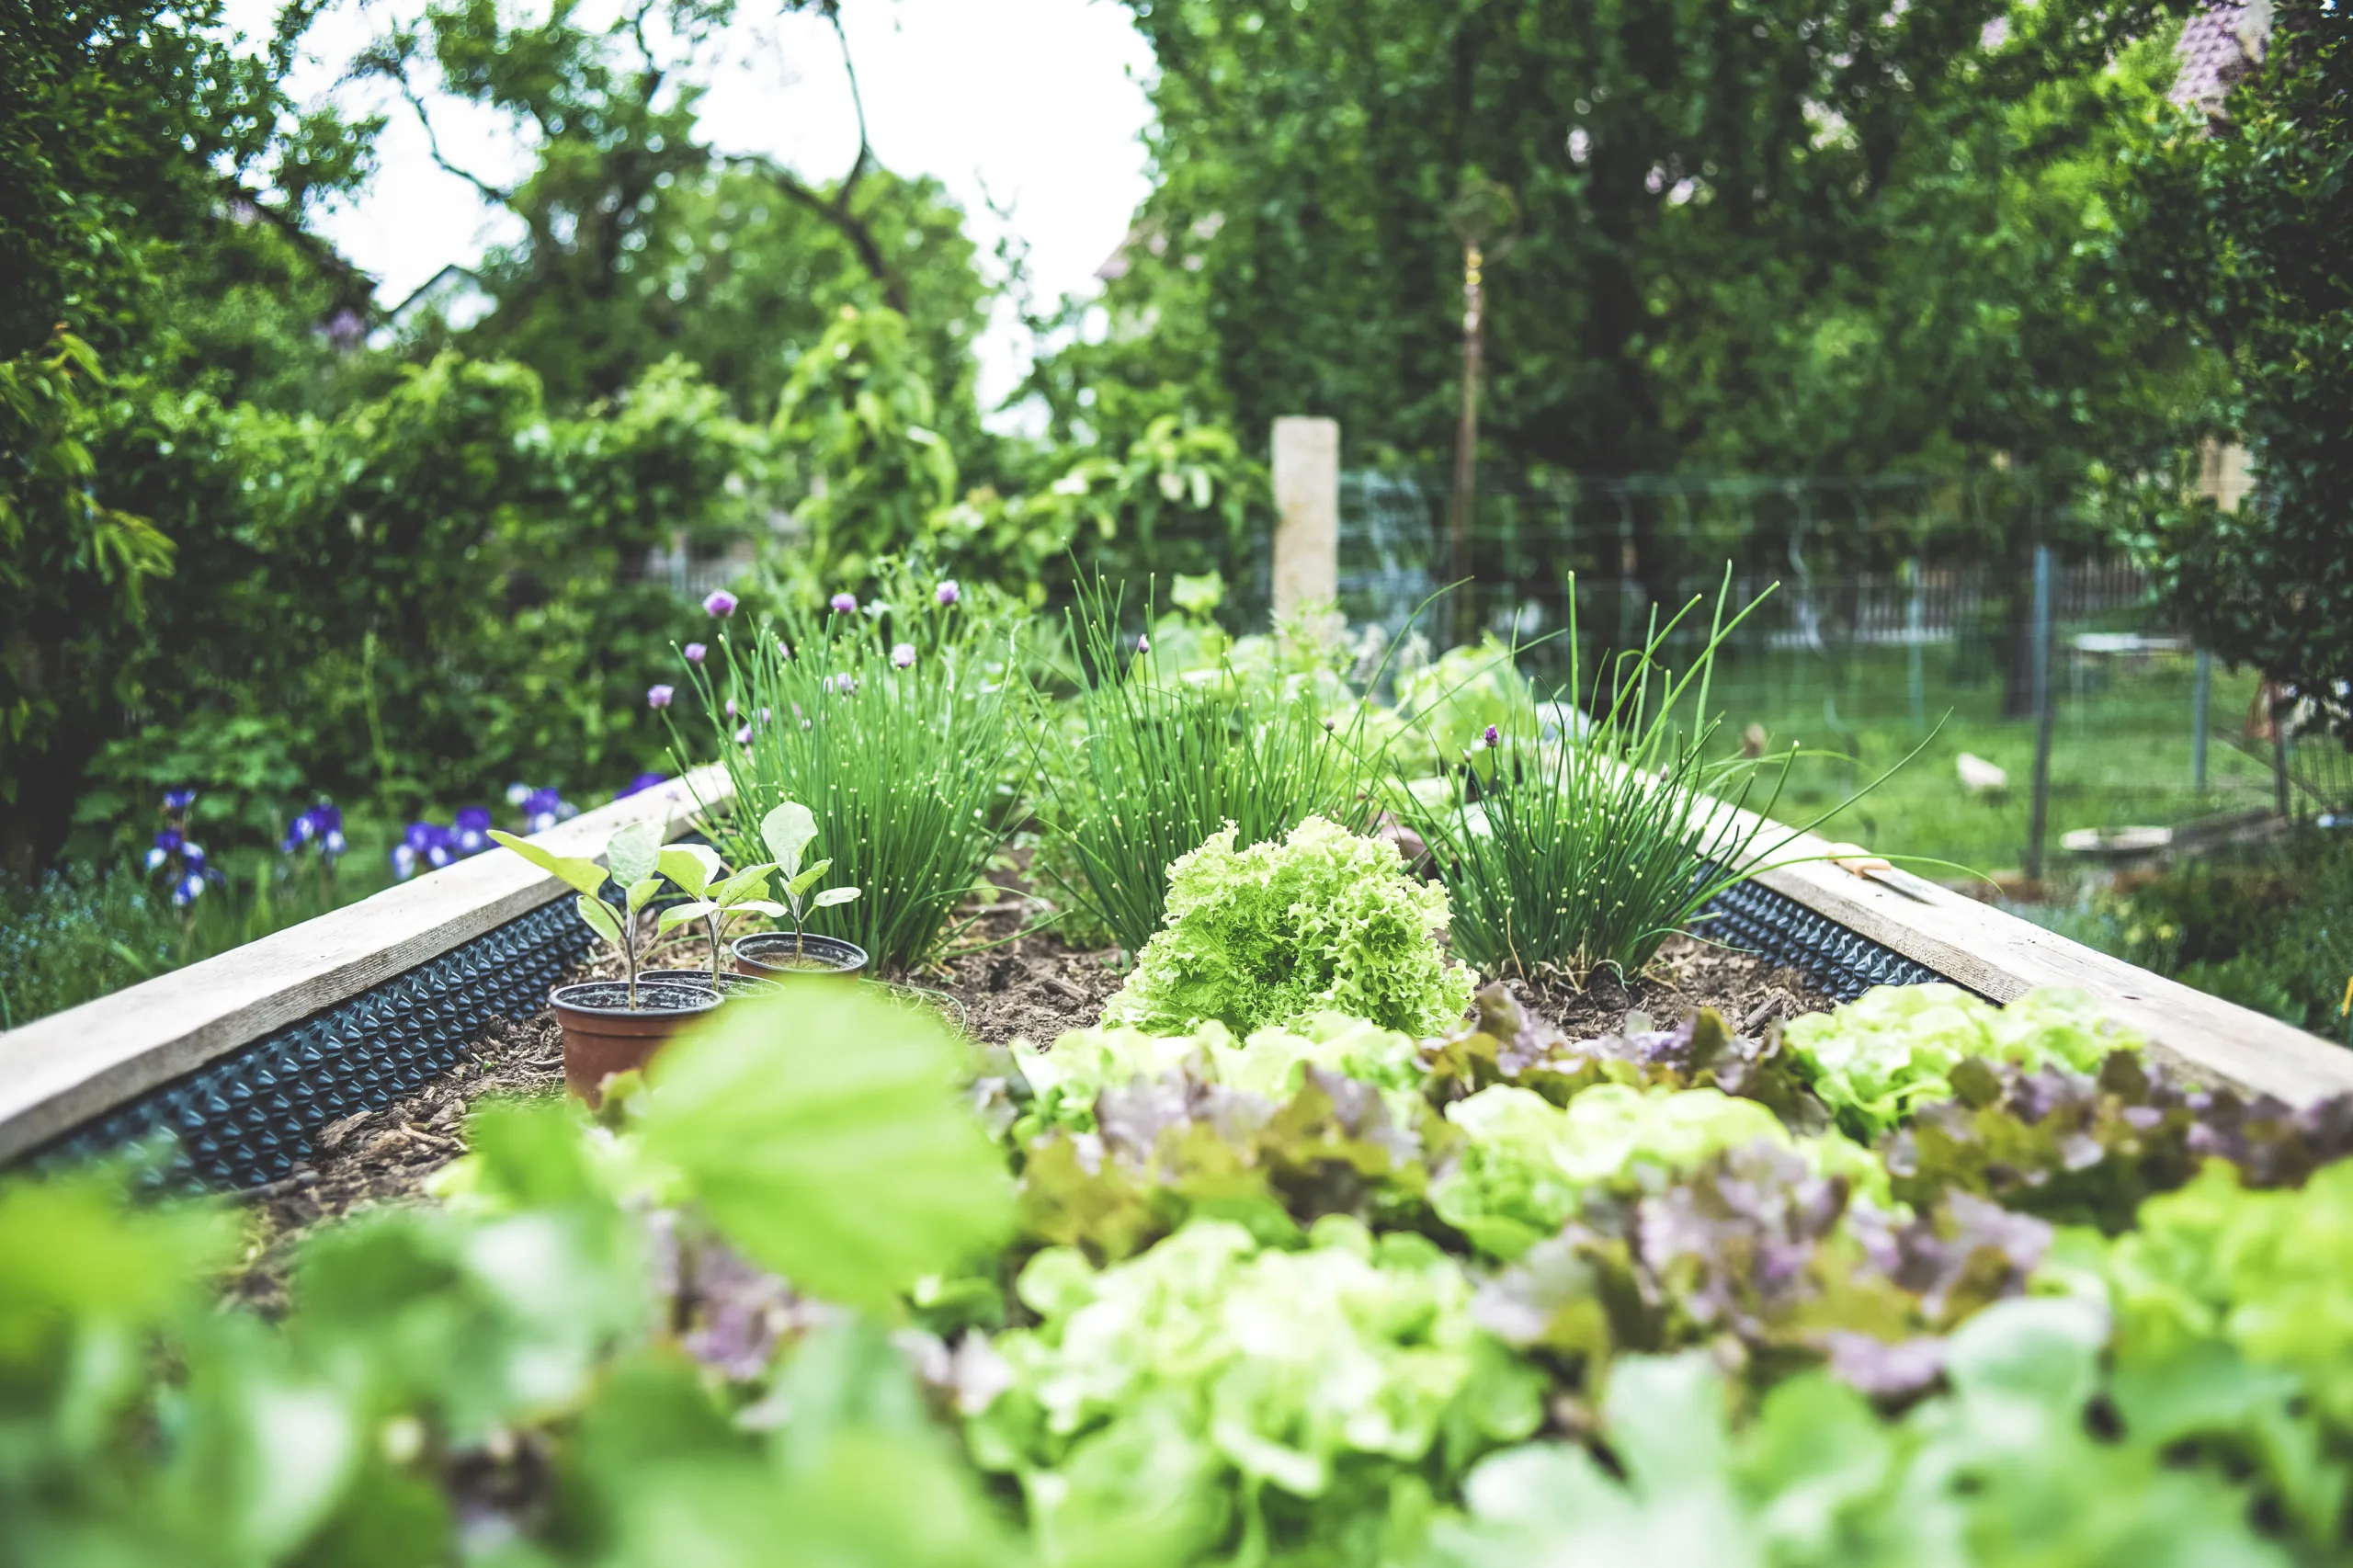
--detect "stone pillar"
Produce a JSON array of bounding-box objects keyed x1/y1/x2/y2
[{"x1": 1270, "y1": 415, "x2": 1339, "y2": 613}]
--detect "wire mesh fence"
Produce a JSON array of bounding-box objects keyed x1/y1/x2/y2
[{"x1": 1338, "y1": 467, "x2": 2340, "y2": 879}]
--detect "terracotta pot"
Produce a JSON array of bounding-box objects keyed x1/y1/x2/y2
[
  {"x1": 638, "y1": 968, "x2": 785, "y2": 1001},
  {"x1": 548, "y1": 979, "x2": 721, "y2": 1104},
  {"x1": 730, "y1": 930, "x2": 870, "y2": 981}
]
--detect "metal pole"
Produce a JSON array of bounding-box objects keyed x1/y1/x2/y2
[
  {"x1": 1905, "y1": 556, "x2": 1925, "y2": 729},
  {"x1": 2191, "y1": 648, "x2": 2211, "y2": 791},
  {"x1": 2274, "y1": 691, "x2": 2293, "y2": 819},
  {"x1": 2025, "y1": 544, "x2": 2056, "y2": 883},
  {"x1": 1442, "y1": 242, "x2": 1484, "y2": 650}
]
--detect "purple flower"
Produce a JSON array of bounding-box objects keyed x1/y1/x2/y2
[
  {"x1": 684, "y1": 642, "x2": 708, "y2": 665},
  {"x1": 323, "y1": 830, "x2": 347, "y2": 858},
  {"x1": 173, "y1": 870, "x2": 206, "y2": 907},
  {"x1": 1483, "y1": 724, "x2": 1501, "y2": 748},
  {"x1": 180, "y1": 842, "x2": 206, "y2": 871},
  {"x1": 153, "y1": 828, "x2": 184, "y2": 854},
  {"x1": 506, "y1": 781, "x2": 533, "y2": 807},
  {"x1": 892, "y1": 642, "x2": 916, "y2": 668},
  {"x1": 163, "y1": 788, "x2": 197, "y2": 813},
  {"x1": 702, "y1": 589, "x2": 739, "y2": 619},
  {"x1": 936, "y1": 580, "x2": 961, "y2": 607},
  {"x1": 454, "y1": 806, "x2": 493, "y2": 855},
  {"x1": 404, "y1": 822, "x2": 439, "y2": 853},
  {"x1": 647, "y1": 684, "x2": 675, "y2": 710},
  {"x1": 724, "y1": 698, "x2": 738, "y2": 718},
  {"x1": 777, "y1": 637, "x2": 792, "y2": 661},
  {"x1": 618, "y1": 771, "x2": 665, "y2": 798},
  {"x1": 830, "y1": 593, "x2": 857, "y2": 614},
  {"x1": 734, "y1": 724, "x2": 753, "y2": 745},
  {"x1": 1136, "y1": 634, "x2": 1151, "y2": 654},
  {"x1": 392, "y1": 843, "x2": 419, "y2": 881}
]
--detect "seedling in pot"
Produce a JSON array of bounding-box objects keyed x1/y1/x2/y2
[
  {"x1": 654, "y1": 843, "x2": 787, "y2": 985},
  {"x1": 760, "y1": 801, "x2": 860, "y2": 960},
  {"x1": 490, "y1": 820, "x2": 668, "y2": 1007}
]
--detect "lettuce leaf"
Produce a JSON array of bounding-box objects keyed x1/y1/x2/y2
[{"x1": 1101, "y1": 816, "x2": 1475, "y2": 1038}]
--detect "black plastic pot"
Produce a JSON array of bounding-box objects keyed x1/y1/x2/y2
[
  {"x1": 548, "y1": 979, "x2": 721, "y2": 1104},
  {"x1": 638, "y1": 968, "x2": 786, "y2": 1001},
  {"x1": 730, "y1": 931, "x2": 870, "y2": 981}
]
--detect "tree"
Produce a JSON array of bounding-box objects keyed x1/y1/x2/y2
[
  {"x1": 364, "y1": 0, "x2": 990, "y2": 435},
  {"x1": 1034, "y1": 0, "x2": 2207, "y2": 488},
  {"x1": 2118, "y1": 4, "x2": 2353, "y2": 739}
]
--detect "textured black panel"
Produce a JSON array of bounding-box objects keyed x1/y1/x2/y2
[
  {"x1": 26, "y1": 899, "x2": 593, "y2": 1193},
  {"x1": 1694, "y1": 873, "x2": 1968, "y2": 1002}
]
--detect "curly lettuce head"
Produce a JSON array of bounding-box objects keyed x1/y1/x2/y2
[
  {"x1": 1433, "y1": 1084, "x2": 1873, "y2": 1258},
  {"x1": 969, "y1": 1216, "x2": 1542, "y2": 1555},
  {"x1": 1103, "y1": 816, "x2": 1475, "y2": 1038},
  {"x1": 1784, "y1": 983, "x2": 2142, "y2": 1142},
  {"x1": 1019, "y1": 1011, "x2": 1422, "y2": 1134}
]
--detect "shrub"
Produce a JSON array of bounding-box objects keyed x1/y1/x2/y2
[{"x1": 1100, "y1": 815, "x2": 1473, "y2": 1038}]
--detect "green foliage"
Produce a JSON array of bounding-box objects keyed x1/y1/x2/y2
[
  {"x1": 1038, "y1": 0, "x2": 2208, "y2": 484},
  {"x1": 636, "y1": 985, "x2": 1016, "y2": 1307},
  {"x1": 2096, "y1": 1158, "x2": 2353, "y2": 1538},
  {"x1": 775, "y1": 306, "x2": 961, "y2": 585},
  {"x1": 490, "y1": 819, "x2": 665, "y2": 1000},
  {"x1": 1430, "y1": 1084, "x2": 1839, "y2": 1260},
  {"x1": 1431, "y1": 1307, "x2": 2291, "y2": 1567},
  {"x1": 2117, "y1": 6, "x2": 2353, "y2": 737},
  {"x1": 0, "y1": 984, "x2": 1024, "y2": 1568},
  {"x1": 968, "y1": 1217, "x2": 1544, "y2": 1563},
  {"x1": 1782, "y1": 983, "x2": 2143, "y2": 1142},
  {"x1": 1017, "y1": 1012, "x2": 1424, "y2": 1136},
  {"x1": 1102, "y1": 816, "x2": 1475, "y2": 1039},
  {"x1": 682, "y1": 580, "x2": 1025, "y2": 972},
  {"x1": 0, "y1": 334, "x2": 176, "y2": 852},
  {"x1": 1040, "y1": 578, "x2": 1383, "y2": 954}
]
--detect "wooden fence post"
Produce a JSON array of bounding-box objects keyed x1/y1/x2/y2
[{"x1": 1271, "y1": 416, "x2": 1339, "y2": 614}]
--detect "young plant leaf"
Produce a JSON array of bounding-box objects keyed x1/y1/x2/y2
[
  {"x1": 576, "y1": 895, "x2": 625, "y2": 947},
  {"x1": 635, "y1": 984, "x2": 1015, "y2": 1307},
  {"x1": 788, "y1": 859, "x2": 833, "y2": 900},
  {"x1": 730, "y1": 899, "x2": 790, "y2": 920},
  {"x1": 625, "y1": 876, "x2": 665, "y2": 915},
  {"x1": 488, "y1": 829, "x2": 608, "y2": 897},
  {"x1": 607, "y1": 821, "x2": 663, "y2": 889},
  {"x1": 657, "y1": 901, "x2": 721, "y2": 934},
  {"x1": 714, "y1": 863, "x2": 778, "y2": 905},
  {"x1": 812, "y1": 887, "x2": 861, "y2": 909},
  {"x1": 658, "y1": 844, "x2": 726, "y2": 898},
  {"x1": 760, "y1": 801, "x2": 819, "y2": 880}
]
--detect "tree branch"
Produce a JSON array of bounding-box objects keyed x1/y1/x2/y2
[
  {"x1": 394, "y1": 74, "x2": 516, "y2": 210},
  {"x1": 726, "y1": 152, "x2": 909, "y2": 313},
  {"x1": 831, "y1": 9, "x2": 874, "y2": 204}
]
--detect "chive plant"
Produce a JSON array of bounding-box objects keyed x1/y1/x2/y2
[
  {"x1": 673, "y1": 577, "x2": 1023, "y2": 973},
  {"x1": 1405, "y1": 573, "x2": 1848, "y2": 983},
  {"x1": 1038, "y1": 576, "x2": 1388, "y2": 956}
]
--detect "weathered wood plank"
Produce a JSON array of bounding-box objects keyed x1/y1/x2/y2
[{"x1": 0, "y1": 768, "x2": 733, "y2": 1165}]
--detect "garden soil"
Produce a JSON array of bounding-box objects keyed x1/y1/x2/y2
[{"x1": 228, "y1": 889, "x2": 1829, "y2": 1308}]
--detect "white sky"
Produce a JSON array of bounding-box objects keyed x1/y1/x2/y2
[{"x1": 232, "y1": 0, "x2": 1158, "y2": 426}]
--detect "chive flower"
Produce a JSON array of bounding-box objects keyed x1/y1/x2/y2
[
  {"x1": 830, "y1": 592, "x2": 857, "y2": 614},
  {"x1": 684, "y1": 642, "x2": 707, "y2": 665},
  {"x1": 648, "y1": 684, "x2": 675, "y2": 710},
  {"x1": 702, "y1": 590, "x2": 738, "y2": 619},
  {"x1": 734, "y1": 723, "x2": 753, "y2": 745},
  {"x1": 892, "y1": 642, "x2": 916, "y2": 668},
  {"x1": 1136, "y1": 634, "x2": 1151, "y2": 654},
  {"x1": 1484, "y1": 724, "x2": 1501, "y2": 748},
  {"x1": 936, "y1": 579, "x2": 961, "y2": 607}
]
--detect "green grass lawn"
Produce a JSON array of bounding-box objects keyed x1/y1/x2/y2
[{"x1": 1692, "y1": 644, "x2": 2279, "y2": 878}]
